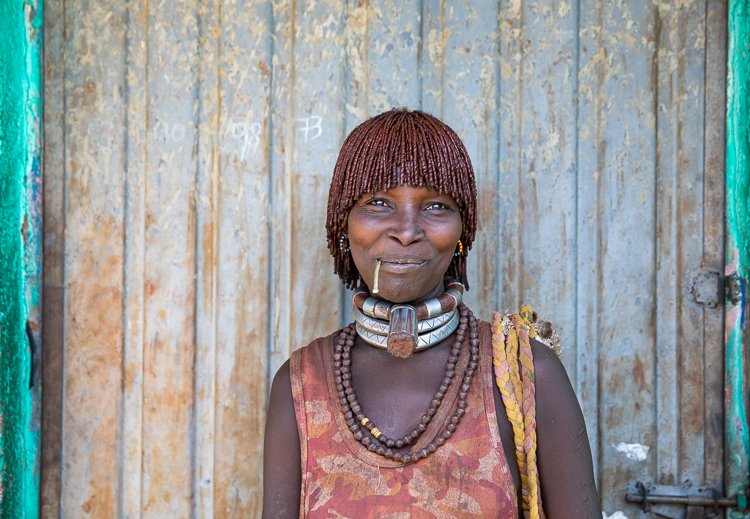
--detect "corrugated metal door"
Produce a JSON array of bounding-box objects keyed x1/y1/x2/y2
[{"x1": 42, "y1": 1, "x2": 731, "y2": 517}]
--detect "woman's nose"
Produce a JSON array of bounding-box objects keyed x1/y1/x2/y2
[{"x1": 389, "y1": 211, "x2": 424, "y2": 245}]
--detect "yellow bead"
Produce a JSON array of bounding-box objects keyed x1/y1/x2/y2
[
  {"x1": 371, "y1": 427, "x2": 381, "y2": 438},
  {"x1": 361, "y1": 417, "x2": 369, "y2": 426}
]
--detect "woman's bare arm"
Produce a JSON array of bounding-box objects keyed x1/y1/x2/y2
[
  {"x1": 533, "y1": 340, "x2": 601, "y2": 518},
  {"x1": 262, "y1": 360, "x2": 301, "y2": 519}
]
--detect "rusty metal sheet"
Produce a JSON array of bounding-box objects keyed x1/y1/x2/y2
[
  {"x1": 268, "y1": 0, "x2": 348, "y2": 384},
  {"x1": 287, "y1": 0, "x2": 347, "y2": 353},
  {"x1": 494, "y1": 0, "x2": 579, "y2": 380},
  {"x1": 58, "y1": 1, "x2": 128, "y2": 516},
  {"x1": 654, "y1": 0, "x2": 708, "y2": 488},
  {"x1": 577, "y1": 0, "x2": 660, "y2": 510},
  {"x1": 209, "y1": 1, "x2": 273, "y2": 515},
  {"x1": 41, "y1": 0, "x2": 728, "y2": 517},
  {"x1": 139, "y1": 1, "x2": 202, "y2": 515},
  {"x1": 703, "y1": 0, "x2": 727, "y2": 487},
  {"x1": 344, "y1": 0, "x2": 421, "y2": 122}
]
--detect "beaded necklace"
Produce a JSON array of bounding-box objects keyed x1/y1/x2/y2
[{"x1": 334, "y1": 305, "x2": 479, "y2": 464}]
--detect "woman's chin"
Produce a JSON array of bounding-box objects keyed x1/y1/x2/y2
[{"x1": 366, "y1": 279, "x2": 443, "y2": 304}]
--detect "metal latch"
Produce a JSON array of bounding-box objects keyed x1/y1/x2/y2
[
  {"x1": 689, "y1": 268, "x2": 722, "y2": 308},
  {"x1": 626, "y1": 481, "x2": 746, "y2": 518}
]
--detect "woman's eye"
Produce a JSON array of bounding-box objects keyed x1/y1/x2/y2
[
  {"x1": 425, "y1": 202, "x2": 449, "y2": 211},
  {"x1": 367, "y1": 199, "x2": 389, "y2": 208}
]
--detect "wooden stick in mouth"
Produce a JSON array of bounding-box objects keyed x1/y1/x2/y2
[{"x1": 372, "y1": 259, "x2": 381, "y2": 294}]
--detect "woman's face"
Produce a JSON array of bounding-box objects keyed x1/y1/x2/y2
[{"x1": 347, "y1": 185, "x2": 462, "y2": 303}]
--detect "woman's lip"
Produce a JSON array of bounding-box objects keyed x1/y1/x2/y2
[
  {"x1": 377, "y1": 257, "x2": 427, "y2": 265},
  {"x1": 377, "y1": 258, "x2": 427, "y2": 273}
]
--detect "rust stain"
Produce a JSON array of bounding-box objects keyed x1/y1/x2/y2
[
  {"x1": 65, "y1": 217, "x2": 123, "y2": 516},
  {"x1": 141, "y1": 326, "x2": 194, "y2": 515},
  {"x1": 79, "y1": 418, "x2": 118, "y2": 516},
  {"x1": 145, "y1": 278, "x2": 157, "y2": 298},
  {"x1": 632, "y1": 355, "x2": 646, "y2": 391},
  {"x1": 82, "y1": 78, "x2": 98, "y2": 107},
  {"x1": 145, "y1": 211, "x2": 155, "y2": 229},
  {"x1": 201, "y1": 220, "x2": 215, "y2": 309},
  {"x1": 20, "y1": 214, "x2": 29, "y2": 241},
  {"x1": 258, "y1": 59, "x2": 270, "y2": 76}
]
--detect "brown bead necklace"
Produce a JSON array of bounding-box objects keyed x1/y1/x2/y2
[{"x1": 334, "y1": 305, "x2": 479, "y2": 464}]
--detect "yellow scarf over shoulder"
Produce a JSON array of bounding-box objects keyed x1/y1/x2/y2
[{"x1": 492, "y1": 306, "x2": 561, "y2": 519}]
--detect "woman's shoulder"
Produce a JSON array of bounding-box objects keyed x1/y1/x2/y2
[{"x1": 528, "y1": 336, "x2": 575, "y2": 414}]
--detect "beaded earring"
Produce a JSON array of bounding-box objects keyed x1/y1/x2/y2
[
  {"x1": 339, "y1": 233, "x2": 351, "y2": 253},
  {"x1": 454, "y1": 239, "x2": 464, "y2": 257}
]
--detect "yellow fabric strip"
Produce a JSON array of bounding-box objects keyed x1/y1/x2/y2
[{"x1": 492, "y1": 309, "x2": 545, "y2": 519}]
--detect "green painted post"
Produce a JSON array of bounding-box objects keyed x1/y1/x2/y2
[
  {"x1": 0, "y1": 0, "x2": 43, "y2": 517},
  {"x1": 727, "y1": 0, "x2": 750, "y2": 517}
]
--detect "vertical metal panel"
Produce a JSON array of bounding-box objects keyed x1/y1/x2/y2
[
  {"x1": 268, "y1": 0, "x2": 294, "y2": 390},
  {"x1": 41, "y1": 0, "x2": 65, "y2": 512},
  {"x1": 42, "y1": 1, "x2": 728, "y2": 516},
  {"x1": 209, "y1": 2, "x2": 273, "y2": 516},
  {"x1": 286, "y1": 0, "x2": 346, "y2": 354},
  {"x1": 703, "y1": 0, "x2": 728, "y2": 489},
  {"x1": 120, "y1": 1, "x2": 147, "y2": 516},
  {"x1": 59, "y1": 1, "x2": 127, "y2": 516},
  {"x1": 654, "y1": 0, "x2": 708, "y2": 487},
  {"x1": 24, "y1": 0, "x2": 44, "y2": 515},
  {"x1": 495, "y1": 0, "x2": 579, "y2": 380},
  {"x1": 578, "y1": 2, "x2": 660, "y2": 505},
  {"x1": 140, "y1": 2, "x2": 200, "y2": 515},
  {"x1": 345, "y1": 0, "x2": 421, "y2": 120}
]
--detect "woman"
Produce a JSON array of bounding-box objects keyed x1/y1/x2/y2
[{"x1": 263, "y1": 109, "x2": 600, "y2": 518}]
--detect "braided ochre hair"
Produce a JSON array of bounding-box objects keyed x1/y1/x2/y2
[{"x1": 325, "y1": 108, "x2": 477, "y2": 289}]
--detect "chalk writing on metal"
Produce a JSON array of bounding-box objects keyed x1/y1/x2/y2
[
  {"x1": 230, "y1": 121, "x2": 262, "y2": 160},
  {"x1": 153, "y1": 119, "x2": 187, "y2": 143},
  {"x1": 297, "y1": 116, "x2": 322, "y2": 142},
  {"x1": 152, "y1": 115, "x2": 324, "y2": 157}
]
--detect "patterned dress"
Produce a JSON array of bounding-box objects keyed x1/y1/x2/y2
[{"x1": 290, "y1": 320, "x2": 518, "y2": 518}]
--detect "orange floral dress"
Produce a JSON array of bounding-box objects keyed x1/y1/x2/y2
[{"x1": 290, "y1": 320, "x2": 518, "y2": 518}]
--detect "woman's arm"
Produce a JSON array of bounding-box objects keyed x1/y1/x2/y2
[
  {"x1": 533, "y1": 340, "x2": 601, "y2": 518},
  {"x1": 262, "y1": 359, "x2": 301, "y2": 519}
]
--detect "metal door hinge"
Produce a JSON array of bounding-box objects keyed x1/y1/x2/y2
[
  {"x1": 725, "y1": 271, "x2": 744, "y2": 306},
  {"x1": 626, "y1": 481, "x2": 747, "y2": 518}
]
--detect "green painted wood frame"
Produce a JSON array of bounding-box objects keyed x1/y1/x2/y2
[
  {"x1": 0, "y1": 0, "x2": 43, "y2": 517},
  {"x1": 727, "y1": 0, "x2": 750, "y2": 517}
]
